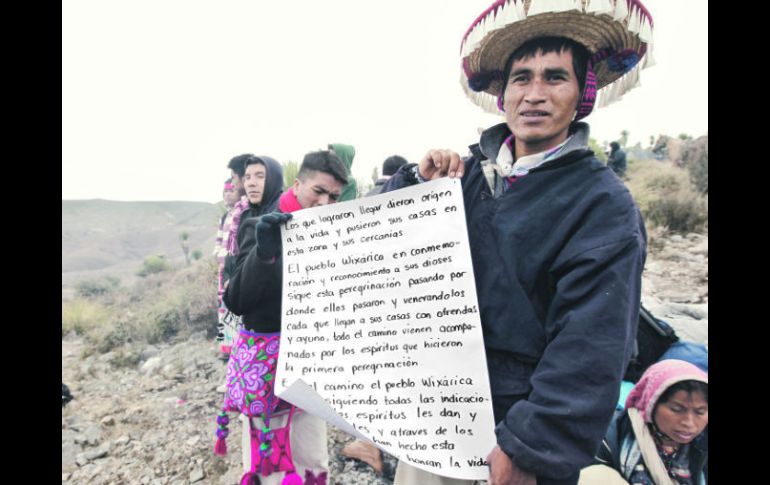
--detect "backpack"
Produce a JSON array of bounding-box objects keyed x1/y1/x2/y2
[
  {"x1": 623, "y1": 305, "x2": 679, "y2": 382},
  {"x1": 62, "y1": 382, "x2": 73, "y2": 407}
]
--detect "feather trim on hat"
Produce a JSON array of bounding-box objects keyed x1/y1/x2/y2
[
  {"x1": 628, "y1": 7, "x2": 641, "y2": 34},
  {"x1": 638, "y1": 16, "x2": 653, "y2": 42},
  {"x1": 642, "y1": 42, "x2": 655, "y2": 68},
  {"x1": 528, "y1": 0, "x2": 580, "y2": 17},
  {"x1": 586, "y1": 0, "x2": 614, "y2": 15},
  {"x1": 514, "y1": 0, "x2": 527, "y2": 20},
  {"x1": 613, "y1": 0, "x2": 629, "y2": 21}
]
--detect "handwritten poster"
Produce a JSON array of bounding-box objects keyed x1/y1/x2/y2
[{"x1": 274, "y1": 178, "x2": 496, "y2": 480}]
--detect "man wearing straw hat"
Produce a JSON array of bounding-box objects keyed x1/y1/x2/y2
[{"x1": 382, "y1": 1, "x2": 653, "y2": 484}]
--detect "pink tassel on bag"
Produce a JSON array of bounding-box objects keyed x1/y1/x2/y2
[
  {"x1": 240, "y1": 472, "x2": 261, "y2": 485},
  {"x1": 214, "y1": 412, "x2": 230, "y2": 456},
  {"x1": 214, "y1": 436, "x2": 227, "y2": 456},
  {"x1": 280, "y1": 471, "x2": 302, "y2": 485}
]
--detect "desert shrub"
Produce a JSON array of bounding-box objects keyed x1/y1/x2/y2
[
  {"x1": 688, "y1": 152, "x2": 708, "y2": 194},
  {"x1": 626, "y1": 157, "x2": 708, "y2": 234},
  {"x1": 137, "y1": 255, "x2": 169, "y2": 277},
  {"x1": 75, "y1": 276, "x2": 120, "y2": 298},
  {"x1": 62, "y1": 299, "x2": 111, "y2": 336},
  {"x1": 143, "y1": 304, "x2": 182, "y2": 344},
  {"x1": 647, "y1": 190, "x2": 708, "y2": 233},
  {"x1": 133, "y1": 258, "x2": 218, "y2": 345},
  {"x1": 589, "y1": 137, "x2": 607, "y2": 163},
  {"x1": 68, "y1": 256, "x2": 220, "y2": 351}
]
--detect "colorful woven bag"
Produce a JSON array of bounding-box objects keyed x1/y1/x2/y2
[{"x1": 213, "y1": 329, "x2": 302, "y2": 484}]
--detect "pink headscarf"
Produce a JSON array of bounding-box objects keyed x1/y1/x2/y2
[{"x1": 625, "y1": 359, "x2": 708, "y2": 423}]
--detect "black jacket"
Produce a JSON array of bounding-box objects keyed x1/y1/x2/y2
[
  {"x1": 223, "y1": 156, "x2": 285, "y2": 332},
  {"x1": 382, "y1": 122, "x2": 647, "y2": 482},
  {"x1": 365, "y1": 178, "x2": 388, "y2": 197}
]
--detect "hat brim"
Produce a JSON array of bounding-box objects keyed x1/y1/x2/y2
[{"x1": 471, "y1": 12, "x2": 641, "y2": 95}]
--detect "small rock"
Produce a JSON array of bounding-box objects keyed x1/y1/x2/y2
[
  {"x1": 84, "y1": 445, "x2": 109, "y2": 461},
  {"x1": 141, "y1": 346, "x2": 161, "y2": 361},
  {"x1": 162, "y1": 363, "x2": 178, "y2": 378},
  {"x1": 98, "y1": 351, "x2": 115, "y2": 363},
  {"x1": 158, "y1": 381, "x2": 174, "y2": 391},
  {"x1": 189, "y1": 467, "x2": 205, "y2": 483},
  {"x1": 75, "y1": 453, "x2": 90, "y2": 467},
  {"x1": 186, "y1": 436, "x2": 200, "y2": 447},
  {"x1": 65, "y1": 415, "x2": 82, "y2": 430},
  {"x1": 83, "y1": 463, "x2": 101, "y2": 478},
  {"x1": 141, "y1": 356, "x2": 163, "y2": 375},
  {"x1": 689, "y1": 239, "x2": 708, "y2": 256},
  {"x1": 189, "y1": 330, "x2": 207, "y2": 341},
  {"x1": 81, "y1": 424, "x2": 103, "y2": 446},
  {"x1": 219, "y1": 468, "x2": 243, "y2": 485},
  {"x1": 115, "y1": 435, "x2": 132, "y2": 446},
  {"x1": 62, "y1": 473, "x2": 72, "y2": 481},
  {"x1": 62, "y1": 430, "x2": 83, "y2": 470},
  {"x1": 101, "y1": 415, "x2": 116, "y2": 426},
  {"x1": 79, "y1": 361, "x2": 95, "y2": 376}
]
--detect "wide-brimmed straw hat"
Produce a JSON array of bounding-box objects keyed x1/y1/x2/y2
[{"x1": 460, "y1": 0, "x2": 655, "y2": 115}]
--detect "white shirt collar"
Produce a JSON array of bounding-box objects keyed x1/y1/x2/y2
[{"x1": 496, "y1": 137, "x2": 571, "y2": 177}]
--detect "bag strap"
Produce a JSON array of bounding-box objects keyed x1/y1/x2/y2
[
  {"x1": 248, "y1": 417, "x2": 260, "y2": 475},
  {"x1": 627, "y1": 408, "x2": 678, "y2": 485}
]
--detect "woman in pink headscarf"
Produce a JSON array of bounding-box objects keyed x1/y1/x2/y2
[{"x1": 592, "y1": 359, "x2": 708, "y2": 484}]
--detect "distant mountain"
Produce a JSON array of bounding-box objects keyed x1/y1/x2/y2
[{"x1": 62, "y1": 199, "x2": 222, "y2": 290}]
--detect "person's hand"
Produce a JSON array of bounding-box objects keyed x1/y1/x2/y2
[
  {"x1": 255, "y1": 212, "x2": 293, "y2": 261},
  {"x1": 486, "y1": 446, "x2": 536, "y2": 485},
  {"x1": 418, "y1": 149, "x2": 464, "y2": 180}
]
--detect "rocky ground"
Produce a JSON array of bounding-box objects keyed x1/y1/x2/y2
[
  {"x1": 641, "y1": 230, "x2": 708, "y2": 346},
  {"x1": 62, "y1": 231, "x2": 707, "y2": 485}
]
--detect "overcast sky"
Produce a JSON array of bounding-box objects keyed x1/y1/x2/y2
[{"x1": 62, "y1": 0, "x2": 707, "y2": 203}]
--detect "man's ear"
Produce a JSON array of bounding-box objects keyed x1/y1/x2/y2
[{"x1": 293, "y1": 178, "x2": 300, "y2": 191}]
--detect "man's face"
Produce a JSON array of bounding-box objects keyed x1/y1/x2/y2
[
  {"x1": 293, "y1": 171, "x2": 344, "y2": 208},
  {"x1": 223, "y1": 188, "x2": 239, "y2": 207},
  {"x1": 243, "y1": 163, "x2": 267, "y2": 205},
  {"x1": 503, "y1": 49, "x2": 580, "y2": 157},
  {"x1": 230, "y1": 170, "x2": 245, "y2": 196}
]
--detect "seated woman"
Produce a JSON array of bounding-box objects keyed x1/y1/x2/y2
[{"x1": 594, "y1": 359, "x2": 708, "y2": 484}]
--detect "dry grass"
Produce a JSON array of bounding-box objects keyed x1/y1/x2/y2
[
  {"x1": 625, "y1": 158, "x2": 708, "y2": 234},
  {"x1": 62, "y1": 258, "x2": 219, "y2": 356}
]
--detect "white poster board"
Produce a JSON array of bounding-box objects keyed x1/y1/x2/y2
[{"x1": 275, "y1": 178, "x2": 495, "y2": 480}]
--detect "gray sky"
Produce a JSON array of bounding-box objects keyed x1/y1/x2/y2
[{"x1": 62, "y1": 0, "x2": 707, "y2": 203}]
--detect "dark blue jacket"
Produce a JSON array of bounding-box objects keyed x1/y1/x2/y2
[{"x1": 382, "y1": 122, "x2": 647, "y2": 482}]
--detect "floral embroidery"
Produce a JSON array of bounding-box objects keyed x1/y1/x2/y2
[{"x1": 222, "y1": 330, "x2": 280, "y2": 415}]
